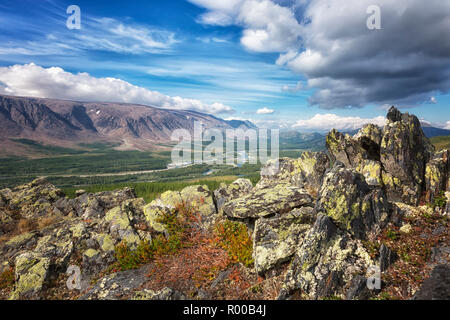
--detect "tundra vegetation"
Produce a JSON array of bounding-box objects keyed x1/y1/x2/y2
[{"x1": 0, "y1": 107, "x2": 448, "y2": 300}]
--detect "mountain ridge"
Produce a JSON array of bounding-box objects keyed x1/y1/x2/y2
[{"x1": 0, "y1": 94, "x2": 256, "y2": 156}]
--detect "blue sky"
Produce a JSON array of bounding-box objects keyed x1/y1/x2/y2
[{"x1": 0, "y1": 0, "x2": 449, "y2": 131}]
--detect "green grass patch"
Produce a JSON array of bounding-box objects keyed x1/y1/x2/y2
[{"x1": 430, "y1": 135, "x2": 450, "y2": 151}]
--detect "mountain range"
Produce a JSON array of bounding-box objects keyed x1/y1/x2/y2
[
  {"x1": 0, "y1": 94, "x2": 256, "y2": 157},
  {"x1": 1, "y1": 94, "x2": 449, "y2": 158}
]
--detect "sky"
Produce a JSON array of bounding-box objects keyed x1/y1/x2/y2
[{"x1": 0, "y1": 0, "x2": 449, "y2": 131}]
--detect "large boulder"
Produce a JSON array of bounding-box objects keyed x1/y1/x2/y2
[
  {"x1": 222, "y1": 183, "x2": 313, "y2": 219},
  {"x1": 79, "y1": 266, "x2": 149, "y2": 300},
  {"x1": 380, "y1": 107, "x2": 434, "y2": 205},
  {"x1": 326, "y1": 126, "x2": 383, "y2": 188},
  {"x1": 316, "y1": 163, "x2": 390, "y2": 239},
  {"x1": 10, "y1": 252, "x2": 51, "y2": 300},
  {"x1": 425, "y1": 150, "x2": 449, "y2": 202},
  {"x1": 214, "y1": 178, "x2": 253, "y2": 213},
  {"x1": 104, "y1": 198, "x2": 151, "y2": 248},
  {"x1": 278, "y1": 214, "x2": 374, "y2": 300},
  {"x1": 257, "y1": 152, "x2": 330, "y2": 195},
  {"x1": 54, "y1": 187, "x2": 136, "y2": 218},
  {"x1": 253, "y1": 207, "x2": 314, "y2": 274},
  {"x1": 143, "y1": 185, "x2": 217, "y2": 233},
  {"x1": 3, "y1": 178, "x2": 64, "y2": 219}
]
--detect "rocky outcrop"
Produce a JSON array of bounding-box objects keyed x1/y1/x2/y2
[
  {"x1": 1, "y1": 178, "x2": 64, "y2": 219},
  {"x1": 257, "y1": 152, "x2": 330, "y2": 194},
  {"x1": 425, "y1": 150, "x2": 449, "y2": 202},
  {"x1": 316, "y1": 162, "x2": 390, "y2": 239},
  {"x1": 327, "y1": 107, "x2": 435, "y2": 206},
  {"x1": 54, "y1": 188, "x2": 136, "y2": 218},
  {"x1": 222, "y1": 184, "x2": 313, "y2": 219},
  {"x1": 413, "y1": 264, "x2": 449, "y2": 300},
  {"x1": 278, "y1": 214, "x2": 374, "y2": 300},
  {"x1": 253, "y1": 207, "x2": 314, "y2": 274},
  {"x1": 1, "y1": 106, "x2": 448, "y2": 301},
  {"x1": 380, "y1": 107, "x2": 434, "y2": 205},
  {"x1": 214, "y1": 178, "x2": 253, "y2": 214},
  {"x1": 143, "y1": 185, "x2": 217, "y2": 233}
]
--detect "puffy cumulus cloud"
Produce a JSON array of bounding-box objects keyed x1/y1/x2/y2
[
  {"x1": 0, "y1": 64, "x2": 234, "y2": 114},
  {"x1": 191, "y1": 0, "x2": 450, "y2": 109},
  {"x1": 256, "y1": 107, "x2": 275, "y2": 114},
  {"x1": 189, "y1": 0, "x2": 302, "y2": 52},
  {"x1": 292, "y1": 114, "x2": 386, "y2": 131}
]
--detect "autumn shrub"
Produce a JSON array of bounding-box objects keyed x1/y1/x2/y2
[
  {"x1": 112, "y1": 200, "x2": 197, "y2": 271},
  {"x1": 0, "y1": 267, "x2": 15, "y2": 290},
  {"x1": 113, "y1": 240, "x2": 154, "y2": 271},
  {"x1": 214, "y1": 220, "x2": 254, "y2": 267},
  {"x1": 433, "y1": 191, "x2": 447, "y2": 210}
]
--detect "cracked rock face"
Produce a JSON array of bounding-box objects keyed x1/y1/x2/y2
[
  {"x1": 257, "y1": 152, "x2": 330, "y2": 195},
  {"x1": 425, "y1": 150, "x2": 449, "y2": 202},
  {"x1": 316, "y1": 163, "x2": 390, "y2": 239},
  {"x1": 278, "y1": 214, "x2": 374, "y2": 300},
  {"x1": 79, "y1": 266, "x2": 149, "y2": 300},
  {"x1": 1, "y1": 178, "x2": 64, "y2": 219},
  {"x1": 253, "y1": 207, "x2": 315, "y2": 274},
  {"x1": 222, "y1": 183, "x2": 313, "y2": 219},
  {"x1": 214, "y1": 178, "x2": 253, "y2": 214},
  {"x1": 326, "y1": 107, "x2": 436, "y2": 206},
  {"x1": 380, "y1": 107, "x2": 434, "y2": 205}
]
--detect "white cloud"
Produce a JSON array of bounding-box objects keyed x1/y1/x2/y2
[
  {"x1": 292, "y1": 114, "x2": 386, "y2": 131},
  {"x1": 256, "y1": 107, "x2": 275, "y2": 114},
  {"x1": 0, "y1": 63, "x2": 234, "y2": 114},
  {"x1": 191, "y1": 0, "x2": 450, "y2": 109},
  {"x1": 444, "y1": 121, "x2": 450, "y2": 130},
  {"x1": 430, "y1": 96, "x2": 438, "y2": 104},
  {"x1": 0, "y1": 16, "x2": 178, "y2": 56},
  {"x1": 282, "y1": 81, "x2": 304, "y2": 93},
  {"x1": 189, "y1": 0, "x2": 302, "y2": 52}
]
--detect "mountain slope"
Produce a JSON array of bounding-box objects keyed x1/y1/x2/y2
[{"x1": 0, "y1": 94, "x2": 255, "y2": 156}]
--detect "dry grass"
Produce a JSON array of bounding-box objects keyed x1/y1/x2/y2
[{"x1": 374, "y1": 210, "x2": 449, "y2": 299}]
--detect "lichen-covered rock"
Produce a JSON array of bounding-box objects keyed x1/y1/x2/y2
[
  {"x1": 326, "y1": 129, "x2": 380, "y2": 169},
  {"x1": 3, "y1": 178, "x2": 64, "y2": 219},
  {"x1": 425, "y1": 150, "x2": 449, "y2": 202},
  {"x1": 54, "y1": 187, "x2": 137, "y2": 219},
  {"x1": 380, "y1": 107, "x2": 434, "y2": 205},
  {"x1": 353, "y1": 123, "x2": 383, "y2": 146},
  {"x1": 356, "y1": 159, "x2": 382, "y2": 186},
  {"x1": 132, "y1": 287, "x2": 186, "y2": 300},
  {"x1": 180, "y1": 185, "x2": 217, "y2": 226},
  {"x1": 253, "y1": 207, "x2": 314, "y2": 274},
  {"x1": 143, "y1": 185, "x2": 217, "y2": 233},
  {"x1": 79, "y1": 266, "x2": 149, "y2": 300},
  {"x1": 316, "y1": 163, "x2": 390, "y2": 239},
  {"x1": 257, "y1": 152, "x2": 330, "y2": 194},
  {"x1": 104, "y1": 198, "x2": 151, "y2": 248},
  {"x1": 326, "y1": 126, "x2": 383, "y2": 187},
  {"x1": 278, "y1": 214, "x2": 374, "y2": 300},
  {"x1": 222, "y1": 183, "x2": 313, "y2": 219},
  {"x1": 10, "y1": 252, "x2": 50, "y2": 300},
  {"x1": 214, "y1": 178, "x2": 253, "y2": 213}
]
